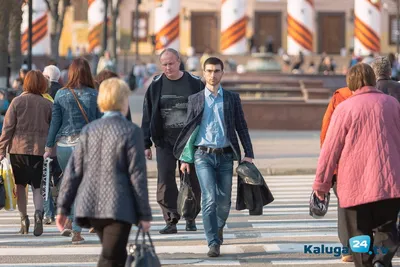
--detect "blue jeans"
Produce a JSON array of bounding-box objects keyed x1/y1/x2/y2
[
  {"x1": 57, "y1": 145, "x2": 81, "y2": 233},
  {"x1": 44, "y1": 194, "x2": 55, "y2": 218},
  {"x1": 194, "y1": 149, "x2": 234, "y2": 246}
]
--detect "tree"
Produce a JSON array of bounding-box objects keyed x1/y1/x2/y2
[
  {"x1": 44, "y1": 0, "x2": 71, "y2": 63},
  {"x1": 0, "y1": 0, "x2": 12, "y2": 88},
  {"x1": 9, "y1": 0, "x2": 24, "y2": 81},
  {"x1": 109, "y1": 0, "x2": 122, "y2": 61}
]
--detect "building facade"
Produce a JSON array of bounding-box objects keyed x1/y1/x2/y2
[{"x1": 56, "y1": 0, "x2": 399, "y2": 56}]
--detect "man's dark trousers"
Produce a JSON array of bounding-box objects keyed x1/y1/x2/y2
[{"x1": 156, "y1": 144, "x2": 201, "y2": 223}]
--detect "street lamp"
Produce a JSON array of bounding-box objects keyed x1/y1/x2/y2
[
  {"x1": 391, "y1": 0, "x2": 400, "y2": 54},
  {"x1": 28, "y1": 0, "x2": 33, "y2": 71},
  {"x1": 135, "y1": 0, "x2": 141, "y2": 60},
  {"x1": 103, "y1": 0, "x2": 108, "y2": 53},
  {"x1": 397, "y1": 0, "x2": 400, "y2": 54}
]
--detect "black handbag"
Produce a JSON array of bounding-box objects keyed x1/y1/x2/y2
[
  {"x1": 125, "y1": 228, "x2": 161, "y2": 267},
  {"x1": 177, "y1": 171, "x2": 198, "y2": 220},
  {"x1": 0, "y1": 169, "x2": 5, "y2": 210},
  {"x1": 309, "y1": 190, "x2": 330, "y2": 219}
]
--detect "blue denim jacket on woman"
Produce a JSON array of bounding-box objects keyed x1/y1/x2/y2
[{"x1": 46, "y1": 87, "x2": 102, "y2": 148}]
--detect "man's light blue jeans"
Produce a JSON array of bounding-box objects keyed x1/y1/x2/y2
[{"x1": 194, "y1": 149, "x2": 234, "y2": 246}]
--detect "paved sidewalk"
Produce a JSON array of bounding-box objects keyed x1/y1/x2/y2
[{"x1": 129, "y1": 94, "x2": 320, "y2": 177}]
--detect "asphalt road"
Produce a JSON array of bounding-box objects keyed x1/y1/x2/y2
[{"x1": 0, "y1": 174, "x2": 399, "y2": 266}]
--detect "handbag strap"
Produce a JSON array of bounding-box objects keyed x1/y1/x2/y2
[
  {"x1": 135, "y1": 226, "x2": 155, "y2": 247},
  {"x1": 68, "y1": 88, "x2": 89, "y2": 124},
  {"x1": 145, "y1": 231, "x2": 155, "y2": 247},
  {"x1": 182, "y1": 171, "x2": 192, "y2": 187}
]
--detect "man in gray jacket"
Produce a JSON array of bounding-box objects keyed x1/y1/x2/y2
[
  {"x1": 371, "y1": 56, "x2": 400, "y2": 101},
  {"x1": 141, "y1": 48, "x2": 203, "y2": 234}
]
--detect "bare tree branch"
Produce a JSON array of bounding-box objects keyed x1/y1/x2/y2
[
  {"x1": 43, "y1": 0, "x2": 51, "y2": 13},
  {"x1": 57, "y1": 0, "x2": 68, "y2": 34},
  {"x1": 114, "y1": 0, "x2": 122, "y2": 9},
  {"x1": 45, "y1": 0, "x2": 70, "y2": 62}
]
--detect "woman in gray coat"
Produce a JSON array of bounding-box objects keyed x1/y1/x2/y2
[{"x1": 56, "y1": 78, "x2": 152, "y2": 267}]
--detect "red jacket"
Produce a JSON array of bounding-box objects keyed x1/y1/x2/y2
[{"x1": 320, "y1": 87, "x2": 352, "y2": 147}]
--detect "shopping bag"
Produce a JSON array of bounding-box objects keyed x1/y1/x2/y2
[
  {"x1": 1, "y1": 158, "x2": 17, "y2": 211},
  {"x1": 0, "y1": 173, "x2": 5, "y2": 210},
  {"x1": 177, "y1": 171, "x2": 199, "y2": 221},
  {"x1": 125, "y1": 228, "x2": 161, "y2": 267}
]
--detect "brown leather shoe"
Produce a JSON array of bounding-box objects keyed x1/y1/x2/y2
[
  {"x1": 341, "y1": 255, "x2": 353, "y2": 262},
  {"x1": 18, "y1": 216, "x2": 30, "y2": 235},
  {"x1": 72, "y1": 231, "x2": 85, "y2": 244},
  {"x1": 61, "y1": 219, "x2": 72, "y2": 237}
]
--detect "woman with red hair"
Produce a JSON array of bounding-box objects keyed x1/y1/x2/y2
[{"x1": 0, "y1": 70, "x2": 53, "y2": 236}]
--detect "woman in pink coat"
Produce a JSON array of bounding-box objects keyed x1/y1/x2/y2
[{"x1": 313, "y1": 63, "x2": 400, "y2": 267}]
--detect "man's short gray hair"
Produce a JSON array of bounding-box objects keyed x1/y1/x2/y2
[
  {"x1": 43, "y1": 65, "x2": 61, "y2": 82},
  {"x1": 371, "y1": 56, "x2": 391, "y2": 78},
  {"x1": 159, "y1": 48, "x2": 181, "y2": 61}
]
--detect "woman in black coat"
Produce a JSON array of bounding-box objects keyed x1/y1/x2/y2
[{"x1": 56, "y1": 78, "x2": 152, "y2": 267}]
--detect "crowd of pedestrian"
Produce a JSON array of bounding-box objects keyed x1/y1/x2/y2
[
  {"x1": 1, "y1": 47, "x2": 400, "y2": 267},
  {"x1": 0, "y1": 56, "x2": 152, "y2": 266}
]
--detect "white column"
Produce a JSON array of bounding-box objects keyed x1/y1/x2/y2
[
  {"x1": 154, "y1": 0, "x2": 180, "y2": 53},
  {"x1": 354, "y1": 0, "x2": 381, "y2": 56},
  {"x1": 220, "y1": 0, "x2": 247, "y2": 55},
  {"x1": 21, "y1": 0, "x2": 50, "y2": 55},
  {"x1": 88, "y1": 0, "x2": 105, "y2": 54},
  {"x1": 287, "y1": 0, "x2": 314, "y2": 55}
]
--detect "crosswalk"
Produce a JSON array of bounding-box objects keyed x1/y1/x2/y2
[{"x1": 0, "y1": 174, "x2": 399, "y2": 266}]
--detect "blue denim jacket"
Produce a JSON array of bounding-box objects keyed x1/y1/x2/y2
[{"x1": 46, "y1": 87, "x2": 102, "y2": 147}]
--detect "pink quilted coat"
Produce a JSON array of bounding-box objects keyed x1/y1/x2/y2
[{"x1": 313, "y1": 86, "x2": 400, "y2": 208}]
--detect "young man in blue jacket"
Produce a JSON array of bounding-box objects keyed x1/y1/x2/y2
[{"x1": 174, "y1": 57, "x2": 254, "y2": 257}]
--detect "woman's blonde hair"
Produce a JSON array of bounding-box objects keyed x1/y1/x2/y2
[
  {"x1": 346, "y1": 63, "x2": 376, "y2": 91},
  {"x1": 97, "y1": 78, "x2": 130, "y2": 112}
]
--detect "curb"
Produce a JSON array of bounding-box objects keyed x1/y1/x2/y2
[{"x1": 146, "y1": 168, "x2": 316, "y2": 178}]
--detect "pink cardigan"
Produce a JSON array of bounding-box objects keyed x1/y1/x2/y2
[{"x1": 313, "y1": 86, "x2": 400, "y2": 208}]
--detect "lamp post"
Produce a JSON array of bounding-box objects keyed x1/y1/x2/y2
[
  {"x1": 397, "y1": 0, "x2": 400, "y2": 54},
  {"x1": 103, "y1": 0, "x2": 109, "y2": 53},
  {"x1": 28, "y1": 0, "x2": 33, "y2": 71},
  {"x1": 135, "y1": 0, "x2": 141, "y2": 60}
]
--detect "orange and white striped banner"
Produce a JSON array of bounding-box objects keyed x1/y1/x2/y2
[
  {"x1": 21, "y1": 0, "x2": 49, "y2": 55},
  {"x1": 155, "y1": 0, "x2": 180, "y2": 53},
  {"x1": 354, "y1": 0, "x2": 381, "y2": 55},
  {"x1": 287, "y1": 0, "x2": 314, "y2": 55},
  {"x1": 88, "y1": 0, "x2": 105, "y2": 54},
  {"x1": 220, "y1": 0, "x2": 247, "y2": 55}
]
